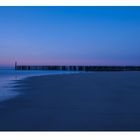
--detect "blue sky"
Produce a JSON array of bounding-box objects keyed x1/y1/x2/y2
[{"x1": 0, "y1": 6, "x2": 140, "y2": 66}]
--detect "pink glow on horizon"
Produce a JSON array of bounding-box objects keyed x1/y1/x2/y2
[{"x1": 1, "y1": 59, "x2": 139, "y2": 67}]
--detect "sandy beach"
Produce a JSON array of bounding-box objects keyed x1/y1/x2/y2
[{"x1": 0, "y1": 72, "x2": 140, "y2": 131}]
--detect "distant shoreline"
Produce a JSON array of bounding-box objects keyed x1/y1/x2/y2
[{"x1": 15, "y1": 65, "x2": 140, "y2": 71}]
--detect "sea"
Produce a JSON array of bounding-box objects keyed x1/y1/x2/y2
[{"x1": 0, "y1": 67, "x2": 77, "y2": 102}]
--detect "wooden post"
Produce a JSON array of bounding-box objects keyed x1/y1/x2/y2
[{"x1": 15, "y1": 61, "x2": 17, "y2": 70}]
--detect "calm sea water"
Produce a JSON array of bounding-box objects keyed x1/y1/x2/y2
[{"x1": 0, "y1": 68, "x2": 77, "y2": 102}]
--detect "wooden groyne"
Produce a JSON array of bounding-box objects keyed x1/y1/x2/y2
[{"x1": 15, "y1": 65, "x2": 140, "y2": 71}]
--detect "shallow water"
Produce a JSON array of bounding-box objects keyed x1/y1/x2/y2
[{"x1": 0, "y1": 68, "x2": 78, "y2": 102}]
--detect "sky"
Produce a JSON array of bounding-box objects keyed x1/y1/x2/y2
[{"x1": 0, "y1": 6, "x2": 140, "y2": 66}]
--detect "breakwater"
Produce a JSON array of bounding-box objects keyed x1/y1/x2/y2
[{"x1": 15, "y1": 65, "x2": 140, "y2": 71}]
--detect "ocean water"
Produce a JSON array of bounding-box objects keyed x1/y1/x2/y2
[{"x1": 0, "y1": 68, "x2": 78, "y2": 102}]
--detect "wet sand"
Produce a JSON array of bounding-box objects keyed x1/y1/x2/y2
[{"x1": 0, "y1": 72, "x2": 140, "y2": 131}]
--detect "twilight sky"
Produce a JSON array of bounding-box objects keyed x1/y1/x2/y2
[{"x1": 0, "y1": 6, "x2": 140, "y2": 66}]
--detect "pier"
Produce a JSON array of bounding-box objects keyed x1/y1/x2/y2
[{"x1": 15, "y1": 65, "x2": 140, "y2": 71}]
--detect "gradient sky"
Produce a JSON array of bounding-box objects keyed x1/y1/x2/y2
[{"x1": 0, "y1": 6, "x2": 140, "y2": 66}]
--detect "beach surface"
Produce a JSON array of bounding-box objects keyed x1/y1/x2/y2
[{"x1": 0, "y1": 72, "x2": 140, "y2": 131}]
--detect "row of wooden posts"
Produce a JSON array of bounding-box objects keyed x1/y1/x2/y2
[{"x1": 15, "y1": 65, "x2": 140, "y2": 71}]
